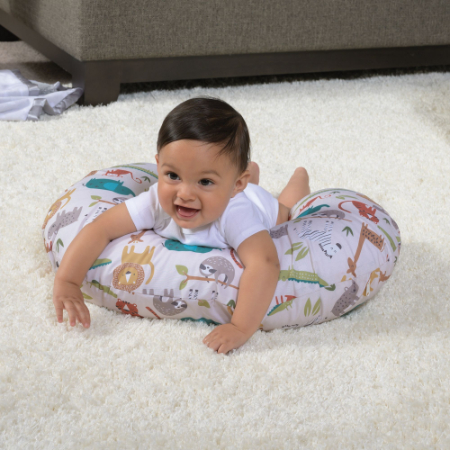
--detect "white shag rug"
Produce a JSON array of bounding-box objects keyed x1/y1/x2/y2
[{"x1": 1, "y1": 52, "x2": 449, "y2": 449}]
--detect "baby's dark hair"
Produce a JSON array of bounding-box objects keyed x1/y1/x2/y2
[{"x1": 157, "y1": 97, "x2": 250, "y2": 174}]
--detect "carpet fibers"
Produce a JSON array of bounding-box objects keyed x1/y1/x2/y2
[{"x1": 1, "y1": 43, "x2": 449, "y2": 449}]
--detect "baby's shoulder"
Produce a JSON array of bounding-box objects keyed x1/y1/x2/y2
[
  {"x1": 220, "y1": 192, "x2": 259, "y2": 226},
  {"x1": 227, "y1": 191, "x2": 251, "y2": 207}
]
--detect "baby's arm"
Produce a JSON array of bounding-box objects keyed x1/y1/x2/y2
[
  {"x1": 53, "y1": 203, "x2": 136, "y2": 328},
  {"x1": 202, "y1": 230, "x2": 279, "y2": 353}
]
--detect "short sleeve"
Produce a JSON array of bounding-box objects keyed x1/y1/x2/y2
[
  {"x1": 220, "y1": 193, "x2": 269, "y2": 251},
  {"x1": 124, "y1": 183, "x2": 159, "y2": 231}
]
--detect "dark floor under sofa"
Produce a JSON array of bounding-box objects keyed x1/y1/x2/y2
[{"x1": 1, "y1": 0, "x2": 450, "y2": 106}]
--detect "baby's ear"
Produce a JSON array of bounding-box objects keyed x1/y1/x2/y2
[
  {"x1": 155, "y1": 154, "x2": 159, "y2": 163},
  {"x1": 232, "y1": 170, "x2": 250, "y2": 197}
]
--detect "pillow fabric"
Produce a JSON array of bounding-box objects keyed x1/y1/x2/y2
[{"x1": 42, "y1": 163, "x2": 401, "y2": 331}]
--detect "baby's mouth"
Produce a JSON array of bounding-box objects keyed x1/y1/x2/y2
[{"x1": 176, "y1": 205, "x2": 199, "y2": 218}]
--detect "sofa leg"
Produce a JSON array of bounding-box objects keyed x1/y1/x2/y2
[
  {"x1": 0, "y1": 24, "x2": 20, "y2": 41},
  {"x1": 72, "y1": 63, "x2": 121, "y2": 106}
]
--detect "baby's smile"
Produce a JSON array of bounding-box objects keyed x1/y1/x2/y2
[{"x1": 176, "y1": 205, "x2": 200, "y2": 219}]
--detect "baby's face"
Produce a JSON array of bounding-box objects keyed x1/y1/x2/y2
[{"x1": 156, "y1": 140, "x2": 249, "y2": 229}]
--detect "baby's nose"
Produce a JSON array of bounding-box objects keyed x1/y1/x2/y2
[{"x1": 177, "y1": 183, "x2": 196, "y2": 201}]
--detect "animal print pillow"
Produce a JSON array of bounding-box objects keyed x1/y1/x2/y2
[{"x1": 43, "y1": 163, "x2": 401, "y2": 331}]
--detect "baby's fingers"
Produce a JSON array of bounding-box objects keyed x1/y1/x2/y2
[
  {"x1": 206, "y1": 338, "x2": 232, "y2": 354},
  {"x1": 69, "y1": 301, "x2": 90, "y2": 328},
  {"x1": 202, "y1": 329, "x2": 217, "y2": 344},
  {"x1": 63, "y1": 300, "x2": 79, "y2": 327},
  {"x1": 53, "y1": 299, "x2": 64, "y2": 324},
  {"x1": 217, "y1": 343, "x2": 233, "y2": 355},
  {"x1": 55, "y1": 298, "x2": 90, "y2": 328}
]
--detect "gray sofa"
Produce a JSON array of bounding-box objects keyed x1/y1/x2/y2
[{"x1": 1, "y1": 0, "x2": 450, "y2": 105}]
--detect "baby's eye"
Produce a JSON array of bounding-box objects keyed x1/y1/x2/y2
[
  {"x1": 199, "y1": 179, "x2": 213, "y2": 186},
  {"x1": 167, "y1": 172, "x2": 179, "y2": 181}
]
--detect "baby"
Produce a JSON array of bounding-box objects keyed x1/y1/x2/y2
[{"x1": 53, "y1": 97, "x2": 310, "y2": 354}]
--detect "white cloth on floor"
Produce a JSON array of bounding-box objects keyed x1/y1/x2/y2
[{"x1": 0, "y1": 70, "x2": 83, "y2": 121}]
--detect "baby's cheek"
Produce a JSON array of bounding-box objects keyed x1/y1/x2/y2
[
  {"x1": 205, "y1": 198, "x2": 228, "y2": 221},
  {"x1": 158, "y1": 189, "x2": 174, "y2": 213}
]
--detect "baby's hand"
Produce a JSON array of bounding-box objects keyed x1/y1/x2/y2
[
  {"x1": 203, "y1": 323, "x2": 252, "y2": 354},
  {"x1": 53, "y1": 278, "x2": 91, "y2": 328}
]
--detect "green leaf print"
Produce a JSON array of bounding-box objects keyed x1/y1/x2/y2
[
  {"x1": 295, "y1": 247, "x2": 309, "y2": 261},
  {"x1": 312, "y1": 298, "x2": 321, "y2": 315},
  {"x1": 198, "y1": 300, "x2": 211, "y2": 308},
  {"x1": 176, "y1": 265, "x2": 188, "y2": 275},
  {"x1": 342, "y1": 226, "x2": 354, "y2": 236},
  {"x1": 378, "y1": 225, "x2": 397, "y2": 252},
  {"x1": 91, "y1": 195, "x2": 101, "y2": 200},
  {"x1": 179, "y1": 279, "x2": 187, "y2": 290},
  {"x1": 304, "y1": 298, "x2": 311, "y2": 316},
  {"x1": 55, "y1": 239, "x2": 64, "y2": 252},
  {"x1": 285, "y1": 242, "x2": 303, "y2": 255}
]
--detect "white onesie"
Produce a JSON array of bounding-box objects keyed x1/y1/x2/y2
[{"x1": 125, "y1": 182, "x2": 279, "y2": 250}]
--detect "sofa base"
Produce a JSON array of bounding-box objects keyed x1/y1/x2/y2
[
  {"x1": 2, "y1": 9, "x2": 450, "y2": 106},
  {"x1": 0, "y1": 23, "x2": 19, "y2": 41}
]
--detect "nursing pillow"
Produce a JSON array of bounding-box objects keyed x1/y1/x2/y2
[{"x1": 42, "y1": 163, "x2": 401, "y2": 331}]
